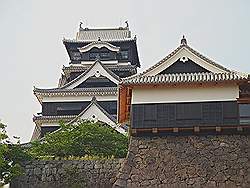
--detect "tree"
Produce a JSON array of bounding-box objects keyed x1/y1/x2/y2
[
  {"x1": 29, "y1": 121, "x2": 128, "y2": 158},
  {"x1": 0, "y1": 122, "x2": 31, "y2": 185}
]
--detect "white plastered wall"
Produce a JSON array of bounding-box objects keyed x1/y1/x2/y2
[
  {"x1": 40, "y1": 122, "x2": 60, "y2": 127},
  {"x1": 132, "y1": 84, "x2": 239, "y2": 104}
]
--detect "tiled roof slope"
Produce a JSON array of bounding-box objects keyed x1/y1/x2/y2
[
  {"x1": 76, "y1": 27, "x2": 131, "y2": 41},
  {"x1": 63, "y1": 64, "x2": 137, "y2": 75},
  {"x1": 122, "y1": 72, "x2": 249, "y2": 85},
  {"x1": 34, "y1": 87, "x2": 117, "y2": 95}
]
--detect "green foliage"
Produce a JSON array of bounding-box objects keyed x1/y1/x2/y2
[
  {"x1": 0, "y1": 122, "x2": 32, "y2": 185},
  {"x1": 29, "y1": 121, "x2": 128, "y2": 159}
]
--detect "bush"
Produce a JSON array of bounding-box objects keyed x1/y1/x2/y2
[
  {"x1": 29, "y1": 121, "x2": 128, "y2": 159},
  {"x1": 0, "y1": 123, "x2": 31, "y2": 185}
]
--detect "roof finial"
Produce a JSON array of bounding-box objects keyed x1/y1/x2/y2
[
  {"x1": 181, "y1": 35, "x2": 187, "y2": 45},
  {"x1": 125, "y1": 21, "x2": 129, "y2": 28},
  {"x1": 79, "y1": 21, "x2": 83, "y2": 30},
  {"x1": 91, "y1": 96, "x2": 97, "y2": 102}
]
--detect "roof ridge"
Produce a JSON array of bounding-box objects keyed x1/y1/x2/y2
[
  {"x1": 34, "y1": 86, "x2": 118, "y2": 93},
  {"x1": 121, "y1": 71, "x2": 248, "y2": 85},
  {"x1": 185, "y1": 45, "x2": 231, "y2": 72},
  {"x1": 79, "y1": 27, "x2": 129, "y2": 31},
  {"x1": 63, "y1": 38, "x2": 135, "y2": 43}
]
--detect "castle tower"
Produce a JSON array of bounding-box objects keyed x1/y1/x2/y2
[{"x1": 32, "y1": 23, "x2": 140, "y2": 140}]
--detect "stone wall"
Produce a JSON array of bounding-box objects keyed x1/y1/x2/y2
[
  {"x1": 114, "y1": 135, "x2": 250, "y2": 188},
  {"x1": 11, "y1": 159, "x2": 124, "y2": 188}
]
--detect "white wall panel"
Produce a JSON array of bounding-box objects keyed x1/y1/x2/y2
[{"x1": 132, "y1": 85, "x2": 239, "y2": 104}]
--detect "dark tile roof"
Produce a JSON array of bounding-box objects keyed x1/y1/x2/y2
[
  {"x1": 34, "y1": 87, "x2": 118, "y2": 96},
  {"x1": 121, "y1": 72, "x2": 249, "y2": 85},
  {"x1": 76, "y1": 27, "x2": 131, "y2": 41},
  {"x1": 33, "y1": 115, "x2": 77, "y2": 125},
  {"x1": 62, "y1": 64, "x2": 137, "y2": 75}
]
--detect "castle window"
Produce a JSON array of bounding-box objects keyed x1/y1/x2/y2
[
  {"x1": 120, "y1": 50, "x2": 129, "y2": 60},
  {"x1": 100, "y1": 52, "x2": 110, "y2": 59},
  {"x1": 89, "y1": 52, "x2": 99, "y2": 60},
  {"x1": 239, "y1": 104, "x2": 250, "y2": 124}
]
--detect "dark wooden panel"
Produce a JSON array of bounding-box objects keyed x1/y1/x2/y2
[
  {"x1": 42, "y1": 102, "x2": 90, "y2": 116},
  {"x1": 40, "y1": 126, "x2": 60, "y2": 138},
  {"x1": 131, "y1": 101, "x2": 239, "y2": 129},
  {"x1": 75, "y1": 76, "x2": 117, "y2": 88},
  {"x1": 158, "y1": 59, "x2": 209, "y2": 74},
  {"x1": 99, "y1": 101, "x2": 117, "y2": 115}
]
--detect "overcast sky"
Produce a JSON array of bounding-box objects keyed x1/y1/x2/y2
[{"x1": 0, "y1": 0, "x2": 249, "y2": 142}]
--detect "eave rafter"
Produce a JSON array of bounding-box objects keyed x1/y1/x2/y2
[
  {"x1": 33, "y1": 87, "x2": 118, "y2": 104},
  {"x1": 33, "y1": 115, "x2": 77, "y2": 126}
]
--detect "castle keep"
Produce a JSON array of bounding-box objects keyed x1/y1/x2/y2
[{"x1": 32, "y1": 23, "x2": 140, "y2": 139}]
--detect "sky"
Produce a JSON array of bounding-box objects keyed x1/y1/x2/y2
[{"x1": 0, "y1": 0, "x2": 250, "y2": 143}]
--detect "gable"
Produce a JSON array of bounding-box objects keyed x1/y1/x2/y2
[
  {"x1": 71, "y1": 100, "x2": 126, "y2": 134},
  {"x1": 144, "y1": 46, "x2": 230, "y2": 76},
  {"x1": 61, "y1": 60, "x2": 120, "y2": 89},
  {"x1": 78, "y1": 103, "x2": 116, "y2": 126},
  {"x1": 158, "y1": 58, "x2": 210, "y2": 74}
]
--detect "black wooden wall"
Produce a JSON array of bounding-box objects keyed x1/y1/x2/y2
[
  {"x1": 42, "y1": 101, "x2": 117, "y2": 116},
  {"x1": 75, "y1": 77, "x2": 117, "y2": 88},
  {"x1": 159, "y1": 59, "x2": 209, "y2": 74},
  {"x1": 131, "y1": 101, "x2": 239, "y2": 128}
]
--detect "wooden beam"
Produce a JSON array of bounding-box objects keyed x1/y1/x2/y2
[
  {"x1": 237, "y1": 126, "x2": 243, "y2": 132},
  {"x1": 152, "y1": 128, "x2": 158, "y2": 133},
  {"x1": 216, "y1": 126, "x2": 221, "y2": 132},
  {"x1": 173, "y1": 127, "x2": 179, "y2": 133},
  {"x1": 131, "y1": 129, "x2": 137, "y2": 134},
  {"x1": 194, "y1": 126, "x2": 200, "y2": 132}
]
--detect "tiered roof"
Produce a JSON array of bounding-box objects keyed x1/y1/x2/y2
[{"x1": 34, "y1": 60, "x2": 120, "y2": 104}]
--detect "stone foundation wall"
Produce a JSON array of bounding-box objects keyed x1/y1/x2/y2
[
  {"x1": 114, "y1": 135, "x2": 250, "y2": 188},
  {"x1": 11, "y1": 159, "x2": 124, "y2": 188}
]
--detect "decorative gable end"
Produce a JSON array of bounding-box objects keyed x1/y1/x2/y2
[
  {"x1": 143, "y1": 36, "x2": 231, "y2": 76},
  {"x1": 61, "y1": 60, "x2": 121, "y2": 89},
  {"x1": 78, "y1": 41, "x2": 120, "y2": 53},
  {"x1": 70, "y1": 97, "x2": 126, "y2": 134}
]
